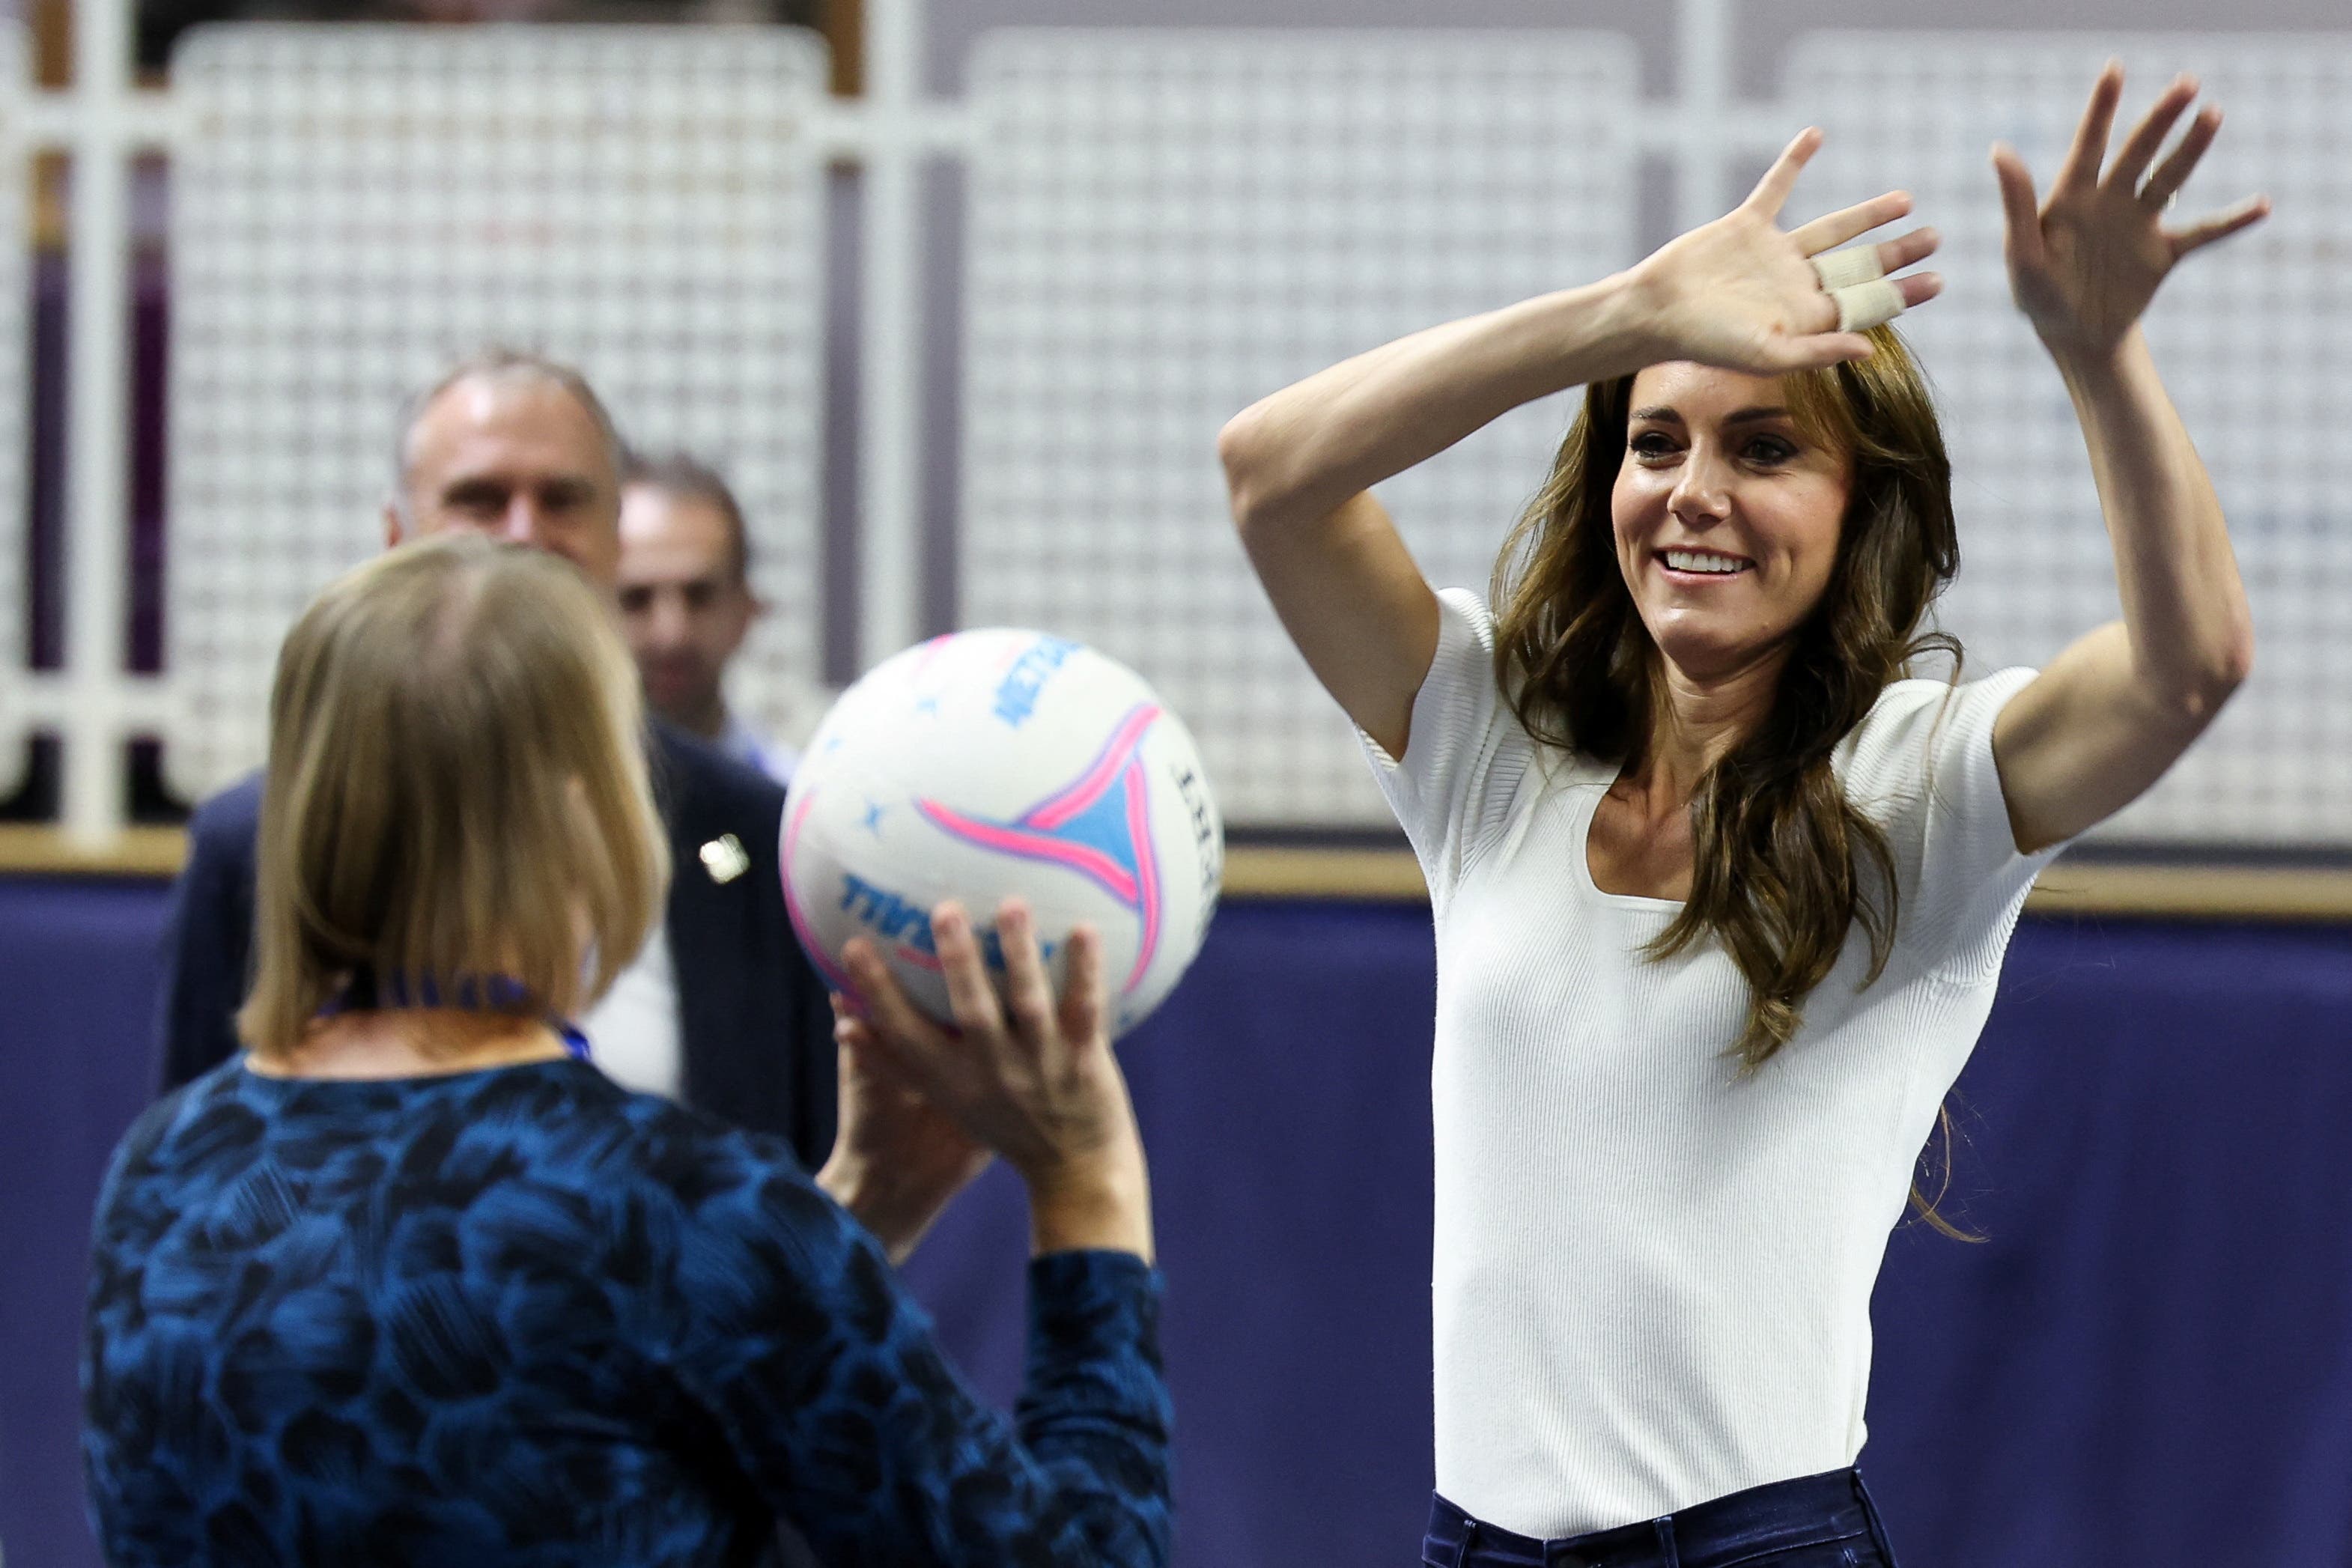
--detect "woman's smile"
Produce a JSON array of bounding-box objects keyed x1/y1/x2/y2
[{"x1": 1657, "y1": 546, "x2": 1756, "y2": 583}]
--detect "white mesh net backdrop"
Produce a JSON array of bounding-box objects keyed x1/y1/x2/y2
[
  {"x1": 1791, "y1": 34, "x2": 2352, "y2": 845},
  {"x1": 165, "y1": 25, "x2": 832, "y2": 800},
  {"x1": 136, "y1": 22, "x2": 2352, "y2": 846},
  {"x1": 959, "y1": 31, "x2": 1640, "y2": 829}
]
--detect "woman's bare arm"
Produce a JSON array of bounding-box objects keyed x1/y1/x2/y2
[
  {"x1": 1985, "y1": 67, "x2": 2267, "y2": 851},
  {"x1": 1218, "y1": 129, "x2": 1940, "y2": 757}
]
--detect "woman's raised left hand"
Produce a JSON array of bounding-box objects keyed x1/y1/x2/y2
[{"x1": 1994, "y1": 63, "x2": 2269, "y2": 364}]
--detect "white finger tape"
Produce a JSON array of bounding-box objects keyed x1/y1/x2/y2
[
  {"x1": 1832, "y1": 278, "x2": 1905, "y2": 333},
  {"x1": 1810, "y1": 245, "x2": 1885, "y2": 292}
]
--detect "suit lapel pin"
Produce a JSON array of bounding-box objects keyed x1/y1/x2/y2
[{"x1": 699, "y1": 833, "x2": 750, "y2": 885}]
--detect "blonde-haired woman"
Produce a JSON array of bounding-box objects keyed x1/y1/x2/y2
[
  {"x1": 1219, "y1": 68, "x2": 2261, "y2": 1564},
  {"x1": 83, "y1": 535, "x2": 1168, "y2": 1567}
]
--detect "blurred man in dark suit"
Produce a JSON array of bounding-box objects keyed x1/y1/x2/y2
[
  {"x1": 155, "y1": 350, "x2": 836, "y2": 1170},
  {"x1": 619, "y1": 452, "x2": 800, "y2": 784}
]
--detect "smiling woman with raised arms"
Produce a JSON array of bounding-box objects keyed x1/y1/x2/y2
[{"x1": 1218, "y1": 67, "x2": 2264, "y2": 1567}]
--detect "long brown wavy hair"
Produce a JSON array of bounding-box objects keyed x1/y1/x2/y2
[{"x1": 1492, "y1": 325, "x2": 1975, "y2": 1231}]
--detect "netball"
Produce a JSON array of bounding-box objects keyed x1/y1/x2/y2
[{"x1": 782, "y1": 629, "x2": 1224, "y2": 1038}]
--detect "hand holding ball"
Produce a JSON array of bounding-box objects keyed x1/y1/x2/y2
[{"x1": 782, "y1": 630, "x2": 1223, "y2": 1038}]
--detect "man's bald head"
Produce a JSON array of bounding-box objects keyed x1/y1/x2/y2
[{"x1": 385, "y1": 350, "x2": 626, "y2": 586}]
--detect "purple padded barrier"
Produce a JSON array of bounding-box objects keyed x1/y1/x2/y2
[
  {"x1": 896, "y1": 903, "x2": 2352, "y2": 1568},
  {"x1": 0, "y1": 878, "x2": 174, "y2": 1568},
  {"x1": 4, "y1": 880, "x2": 2350, "y2": 1568}
]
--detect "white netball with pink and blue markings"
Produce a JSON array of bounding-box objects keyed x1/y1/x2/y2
[{"x1": 780, "y1": 630, "x2": 1224, "y2": 1039}]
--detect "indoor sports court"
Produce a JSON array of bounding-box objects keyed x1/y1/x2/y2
[{"x1": 4, "y1": 1, "x2": 2349, "y2": 1564}]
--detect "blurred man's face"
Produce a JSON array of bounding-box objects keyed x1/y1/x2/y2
[
  {"x1": 386, "y1": 376, "x2": 622, "y2": 586},
  {"x1": 616, "y1": 484, "x2": 759, "y2": 735}
]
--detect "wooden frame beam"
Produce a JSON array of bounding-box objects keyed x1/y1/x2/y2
[{"x1": 7, "y1": 827, "x2": 2350, "y2": 923}]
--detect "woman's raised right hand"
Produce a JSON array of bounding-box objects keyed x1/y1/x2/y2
[
  {"x1": 1623, "y1": 127, "x2": 1944, "y2": 374},
  {"x1": 838, "y1": 899, "x2": 1152, "y2": 1262}
]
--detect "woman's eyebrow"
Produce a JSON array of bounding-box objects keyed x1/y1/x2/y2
[{"x1": 1629, "y1": 405, "x2": 1791, "y2": 427}]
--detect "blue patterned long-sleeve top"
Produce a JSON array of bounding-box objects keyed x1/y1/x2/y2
[{"x1": 82, "y1": 1058, "x2": 1171, "y2": 1567}]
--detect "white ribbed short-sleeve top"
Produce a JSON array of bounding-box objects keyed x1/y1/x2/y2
[{"x1": 1362, "y1": 589, "x2": 2065, "y2": 1538}]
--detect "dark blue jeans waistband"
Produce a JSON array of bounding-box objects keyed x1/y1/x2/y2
[{"x1": 1422, "y1": 1468, "x2": 1897, "y2": 1568}]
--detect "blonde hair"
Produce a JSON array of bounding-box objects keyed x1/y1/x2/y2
[{"x1": 240, "y1": 534, "x2": 669, "y2": 1060}]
